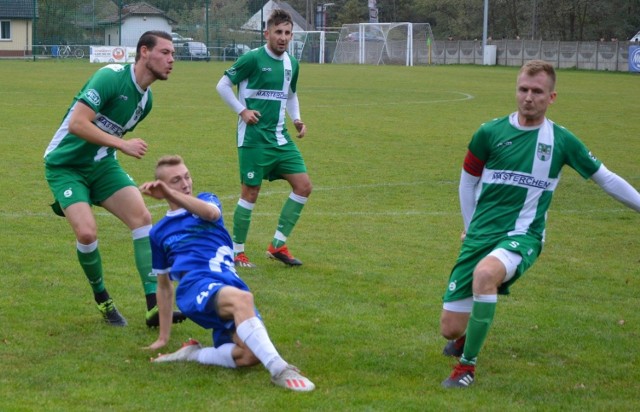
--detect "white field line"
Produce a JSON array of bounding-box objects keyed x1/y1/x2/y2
[
  {"x1": 305, "y1": 91, "x2": 474, "y2": 108},
  {"x1": 2, "y1": 180, "x2": 635, "y2": 218}
]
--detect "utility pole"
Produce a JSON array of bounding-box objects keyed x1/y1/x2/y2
[
  {"x1": 531, "y1": 0, "x2": 537, "y2": 40},
  {"x1": 118, "y1": 0, "x2": 122, "y2": 45}
]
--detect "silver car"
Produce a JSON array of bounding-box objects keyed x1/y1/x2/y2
[{"x1": 177, "y1": 41, "x2": 210, "y2": 61}]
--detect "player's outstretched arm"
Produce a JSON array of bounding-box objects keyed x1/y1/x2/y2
[
  {"x1": 591, "y1": 165, "x2": 640, "y2": 212},
  {"x1": 146, "y1": 274, "x2": 173, "y2": 350}
]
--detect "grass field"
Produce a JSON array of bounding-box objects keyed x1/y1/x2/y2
[{"x1": 1, "y1": 58, "x2": 639, "y2": 411}]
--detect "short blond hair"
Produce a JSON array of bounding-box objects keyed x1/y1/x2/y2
[
  {"x1": 519, "y1": 60, "x2": 556, "y2": 90},
  {"x1": 154, "y1": 155, "x2": 184, "y2": 179}
]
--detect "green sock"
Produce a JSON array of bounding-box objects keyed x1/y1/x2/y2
[
  {"x1": 233, "y1": 202, "x2": 253, "y2": 245},
  {"x1": 272, "y1": 196, "x2": 306, "y2": 248},
  {"x1": 133, "y1": 236, "x2": 156, "y2": 296},
  {"x1": 460, "y1": 297, "x2": 497, "y2": 366},
  {"x1": 77, "y1": 247, "x2": 105, "y2": 294}
]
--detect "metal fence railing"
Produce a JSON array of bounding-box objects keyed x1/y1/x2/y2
[
  {"x1": 3, "y1": 1, "x2": 637, "y2": 71},
  {"x1": 430, "y1": 39, "x2": 635, "y2": 72}
]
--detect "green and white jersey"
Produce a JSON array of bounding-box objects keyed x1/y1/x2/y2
[
  {"x1": 223, "y1": 46, "x2": 299, "y2": 148},
  {"x1": 44, "y1": 64, "x2": 153, "y2": 167},
  {"x1": 466, "y1": 113, "x2": 601, "y2": 242}
]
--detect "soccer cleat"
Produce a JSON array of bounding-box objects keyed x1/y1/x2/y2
[
  {"x1": 145, "y1": 305, "x2": 188, "y2": 328},
  {"x1": 234, "y1": 252, "x2": 257, "y2": 268},
  {"x1": 266, "y1": 244, "x2": 303, "y2": 266},
  {"x1": 151, "y1": 338, "x2": 201, "y2": 363},
  {"x1": 271, "y1": 365, "x2": 315, "y2": 392},
  {"x1": 442, "y1": 363, "x2": 475, "y2": 388},
  {"x1": 442, "y1": 335, "x2": 466, "y2": 357},
  {"x1": 97, "y1": 298, "x2": 128, "y2": 326}
]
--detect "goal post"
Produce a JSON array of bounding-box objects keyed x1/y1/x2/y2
[
  {"x1": 290, "y1": 31, "x2": 334, "y2": 64},
  {"x1": 332, "y1": 22, "x2": 434, "y2": 66}
]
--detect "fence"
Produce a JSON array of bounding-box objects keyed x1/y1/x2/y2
[
  {"x1": 430, "y1": 39, "x2": 633, "y2": 71},
  {"x1": 2, "y1": 1, "x2": 636, "y2": 71}
]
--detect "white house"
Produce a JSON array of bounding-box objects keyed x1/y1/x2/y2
[
  {"x1": 100, "y1": 2, "x2": 175, "y2": 46},
  {"x1": 0, "y1": 0, "x2": 36, "y2": 57},
  {"x1": 241, "y1": 0, "x2": 310, "y2": 32}
]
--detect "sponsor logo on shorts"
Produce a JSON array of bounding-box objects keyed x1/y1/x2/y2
[
  {"x1": 448, "y1": 281, "x2": 456, "y2": 291},
  {"x1": 85, "y1": 89, "x2": 101, "y2": 106},
  {"x1": 63, "y1": 188, "x2": 73, "y2": 198},
  {"x1": 247, "y1": 171, "x2": 255, "y2": 179}
]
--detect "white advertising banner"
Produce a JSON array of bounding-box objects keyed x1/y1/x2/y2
[{"x1": 90, "y1": 46, "x2": 136, "y2": 63}]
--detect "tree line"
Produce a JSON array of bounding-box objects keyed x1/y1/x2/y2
[
  {"x1": 39, "y1": 0, "x2": 640, "y2": 41},
  {"x1": 151, "y1": 0, "x2": 640, "y2": 41}
]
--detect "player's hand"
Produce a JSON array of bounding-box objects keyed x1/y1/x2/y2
[
  {"x1": 120, "y1": 138, "x2": 148, "y2": 159},
  {"x1": 293, "y1": 119, "x2": 306, "y2": 138},
  {"x1": 240, "y1": 109, "x2": 261, "y2": 125},
  {"x1": 139, "y1": 180, "x2": 168, "y2": 200}
]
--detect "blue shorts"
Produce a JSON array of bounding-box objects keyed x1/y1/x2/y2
[{"x1": 175, "y1": 269, "x2": 259, "y2": 347}]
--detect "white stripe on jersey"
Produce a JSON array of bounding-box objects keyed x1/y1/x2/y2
[
  {"x1": 275, "y1": 54, "x2": 292, "y2": 145},
  {"x1": 511, "y1": 115, "x2": 555, "y2": 236}
]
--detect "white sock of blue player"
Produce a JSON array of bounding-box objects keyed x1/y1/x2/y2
[
  {"x1": 196, "y1": 343, "x2": 236, "y2": 368},
  {"x1": 236, "y1": 316, "x2": 288, "y2": 376}
]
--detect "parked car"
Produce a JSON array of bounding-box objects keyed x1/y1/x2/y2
[
  {"x1": 176, "y1": 41, "x2": 210, "y2": 61},
  {"x1": 223, "y1": 43, "x2": 252, "y2": 61},
  {"x1": 171, "y1": 32, "x2": 193, "y2": 43},
  {"x1": 345, "y1": 31, "x2": 385, "y2": 42}
]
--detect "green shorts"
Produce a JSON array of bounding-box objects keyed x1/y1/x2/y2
[
  {"x1": 238, "y1": 144, "x2": 307, "y2": 186},
  {"x1": 44, "y1": 157, "x2": 137, "y2": 216},
  {"x1": 442, "y1": 235, "x2": 542, "y2": 302}
]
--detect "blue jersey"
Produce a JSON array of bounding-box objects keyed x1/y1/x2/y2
[
  {"x1": 150, "y1": 192, "x2": 255, "y2": 346},
  {"x1": 149, "y1": 192, "x2": 235, "y2": 281}
]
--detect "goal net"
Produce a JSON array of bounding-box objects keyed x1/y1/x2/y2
[
  {"x1": 332, "y1": 22, "x2": 434, "y2": 66},
  {"x1": 290, "y1": 31, "x2": 339, "y2": 64}
]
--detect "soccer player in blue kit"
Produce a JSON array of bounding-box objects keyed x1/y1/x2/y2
[{"x1": 141, "y1": 155, "x2": 315, "y2": 392}]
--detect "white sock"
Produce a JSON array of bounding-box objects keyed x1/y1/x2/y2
[
  {"x1": 195, "y1": 343, "x2": 237, "y2": 368},
  {"x1": 233, "y1": 242, "x2": 245, "y2": 254},
  {"x1": 236, "y1": 317, "x2": 288, "y2": 376}
]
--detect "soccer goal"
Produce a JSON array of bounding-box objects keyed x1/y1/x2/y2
[
  {"x1": 290, "y1": 31, "x2": 336, "y2": 64},
  {"x1": 332, "y1": 22, "x2": 434, "y2": 66}
]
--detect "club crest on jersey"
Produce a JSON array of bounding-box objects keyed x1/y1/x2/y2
[
  {"x1": 85, "y1": 89, "x2": 101, "y2": 106},
  {"x1": 285, "y1": 69, "x2": 291, "y2": 82},
  {"x1": 536, "y1": 143, "x2": 552, "y2": 161},
  {"x1": 133, "y1": 106, "x2": 144, "y2": 122}
]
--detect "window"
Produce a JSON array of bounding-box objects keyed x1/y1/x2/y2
[{"x1": 0, "y1": 21, "x2": 10, "y2": 40}]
